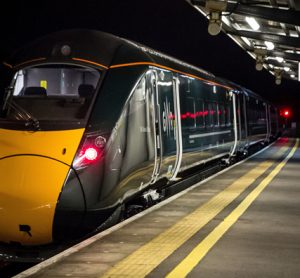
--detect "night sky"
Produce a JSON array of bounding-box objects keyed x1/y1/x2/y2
[{"x1": 1, "y1": 0, "x2": 299, "y2": 118}]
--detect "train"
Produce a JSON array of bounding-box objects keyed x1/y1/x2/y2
[{"x1": 0, "y1": 29, "x2": 278, "y2": 260}]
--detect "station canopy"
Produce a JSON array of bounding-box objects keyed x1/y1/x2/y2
[{"x1": 186, "y1": 0, "x2": 300, "y2": 84}]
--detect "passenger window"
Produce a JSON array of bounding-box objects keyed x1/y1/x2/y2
[
  {"x1": 212, "y1": 102, "x2": 218, "y2": 127},
  {"x1": 225, "y1": 104, "x2": 231, "y2": 126},
  {"x1": 219, "y1": 104, "x2": 225, "y2": 126},
  {"x1": 180, "y1": 97, "x2": 196, "y2": 129},
  {"x1": 179, "y1": 76, "x2": 197, "y2": 129},
  {"x1": 204, "y1": 102, "x2": 210, "y2": 127},
  {"x1": 196, "y1": 99, "x2": 204, "y2": 128}
]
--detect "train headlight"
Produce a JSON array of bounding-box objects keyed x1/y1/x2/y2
[{"x1": 61, "y1": 45, "x2": 72, "y2": 56}]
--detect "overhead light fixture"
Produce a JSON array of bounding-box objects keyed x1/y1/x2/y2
[
  {"x1": 275, "y1": 76, "x2": 282, "y2": 85},
  {"x1": 254, "y1": 48, "x2": 267, "y2": 71},
  {"x1": 245, "y1": 17, "x2": 260, "y2": 31},
  {"x1": 291, "y1": 74, "x2": 295, "y2": 78},
  {"x1": 284, "y1": 66, "x2": 290, "y2": 72},
  {"x1": 264, "y1": 41, "x2": 274, "y2": 50},
  {"x1": 256, "y1": 60, "x2": 264, "y2": 71},
  {"x1": 205, "y1": 0, "x2": 228, "y2": 36},
  {"x1": 274, "y1": 69, "x2": 282, "y2": 85},
  {"x1": 276, "y1": 57, "x2": 284, "y2": 63},
  {"x1": 208, "y1": 11, "x2": 222, "y2": 36}
]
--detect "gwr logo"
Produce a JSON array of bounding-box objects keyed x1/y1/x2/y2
[{"x1": 162, "y1": 97, "x2": 175, "y2": 137}]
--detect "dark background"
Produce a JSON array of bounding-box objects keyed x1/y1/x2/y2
[{"x1": 0, "y1": 0, "x2": 299, "y2": 119}]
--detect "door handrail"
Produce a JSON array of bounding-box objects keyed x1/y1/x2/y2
[
  {"x1": 229, "y1": 91, "x2": 238, "y2": 157},
  {"x1": 149, "y1": 70, "x2": 162, "y2": 184},
  {"x1": 170, "y1": 76, "x2": 183, "y2": 181}
]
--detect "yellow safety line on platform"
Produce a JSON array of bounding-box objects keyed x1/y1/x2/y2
[
  {"x1": 167, "y1": 138, "x2": 299, "y2": 278},
  {"x1": 101, "y1": 143, "x2": 290, "y2": 277}
]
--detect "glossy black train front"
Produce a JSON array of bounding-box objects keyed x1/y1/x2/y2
[{"x1": 0, "y1": 30, "x2": 278, "y2": 251}]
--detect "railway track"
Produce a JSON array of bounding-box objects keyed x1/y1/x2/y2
[{"x1": 0, "y1": 260, "x2": 35, "y2": 278}]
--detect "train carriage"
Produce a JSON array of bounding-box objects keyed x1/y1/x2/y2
[{"x1": 0, "y1": 30, "x2": 277, "y2": 259}]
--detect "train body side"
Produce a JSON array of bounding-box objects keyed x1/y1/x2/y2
[
  {"x1": 72, "y1": 64, "x2": 273, "y2": 236},
  {"x1": 0, "y1": 30, "x2": 278, "y2": 256}
]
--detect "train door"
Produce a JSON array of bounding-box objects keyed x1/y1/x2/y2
[
  {"x1": 265, "y1": 103, "x2": 271, "y2": 142},
  {"x1": 229, "y1": 91, "x2": 238, "y2": 157},
  {"x1": 155, "y1": 70, "x2": 182, "y2": 181},
  {"x1": 115, "y1": 73, "x2": 161, "y2": 191},
  {"x1": 237, "y1": 93, "x2": 248, "y2": 151},
  {"x1": 146, "y1": 71, "x2": 161, "y2": 184}
]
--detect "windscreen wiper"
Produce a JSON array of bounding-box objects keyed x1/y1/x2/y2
[{"x1": 6, "y1": 100, "x2": 40, "y2": 130}]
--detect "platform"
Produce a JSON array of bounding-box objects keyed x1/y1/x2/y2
[{"x1": 15, "y1": 137, "x2": 300, "y2": 278}]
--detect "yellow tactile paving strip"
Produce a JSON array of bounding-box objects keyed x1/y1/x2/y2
[
  {"x1": 101, "y1": 144, "x2": 290, "y2": 277},
  {"x1": 167, "y1": 138, "x2": 299, "y2": 277}
]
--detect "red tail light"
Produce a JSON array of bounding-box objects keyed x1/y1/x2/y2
[
  {"x1": 284, "y1": 110, "x2": 290, "y2": 117},
  {"x1": 280, "y1": 108, "x2": 291, "y2": 119},
  {"x1": 84, "y1": 147, "x2": 98, "y2": 161},
  {"x1": 73, "y1": 132, "x2": 106, "y2": 169}
]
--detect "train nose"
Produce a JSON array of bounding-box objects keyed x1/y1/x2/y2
[{"x1": 0, "y1": 155, "x2": 70, "y2": 246}]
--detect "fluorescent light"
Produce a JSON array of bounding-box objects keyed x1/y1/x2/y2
[
  {"x1": 245, "y1": 17, "x2": 260, "y2": 31},
  {"x1": 264, "y1": 41, "x2": 274, "y2": 50},
  {"x1": 291, "y1": 74, "x2": 295, "y2": 78},
  {"x1": 241, "y1": 37, "x2": 251, "y2": 47},
  {"x1": 284, "y1": 66, "x2": 290, "y2": 72},
  {"x1": 222, "y1": 16, "x2": 230, "y2": 26},
  {"x1": 276, "y1": 57, "x2": 284, "y2": 63},
  {"x1": 290, "y1": 32, "x2": 298, "y2": 38}
]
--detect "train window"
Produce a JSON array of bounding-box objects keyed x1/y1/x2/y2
[
  {"x1": 204, "y1": 102, "x2": 210, "y2": 127},
  {"x1": 180, "y1": 97, "x2": 196, "y2": 129},
  {"x1": 4, "y1": 65, "x2": 101, "y2": 121},
  {"x1": 219, "y1": 104, "x2": 225, "y2": 126},
  {"x1": 12, "y1": 65, "x2": 100, "y2": 97},
  {"x1": 179, "y1": 76, "x2": 197, "y2": 129},
  {"x1": 196, "y1": 99, "x2": 204, "y2": 128},
  {"x1": 249, "y1": 108, "x2": 255, "y2": 125},
  {"x1": 225, "y1": 104, "x2": 231, "y2": 126},
  {"x1": 212, "y1": 102, "x2": 218, "y2": 127}
]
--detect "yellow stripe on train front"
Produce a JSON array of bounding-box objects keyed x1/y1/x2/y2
[
  {"x1": 0, "y1": 128, "x2": 85, "y2": 245},
  {"x1": 0, "y1": 128, "x2": 85, "y2": 164}
]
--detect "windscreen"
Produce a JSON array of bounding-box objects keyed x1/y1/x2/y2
[{"x1": 3, "y1": 65, "x2": 100, "y2": 122}]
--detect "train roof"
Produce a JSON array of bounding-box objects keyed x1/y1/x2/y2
[
  {"x1": 216, "y1": 76, "x2": 270, "y2": 103},
  {"x1": 5, "y1": 29, "x2": 215, "y2": 81}
]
